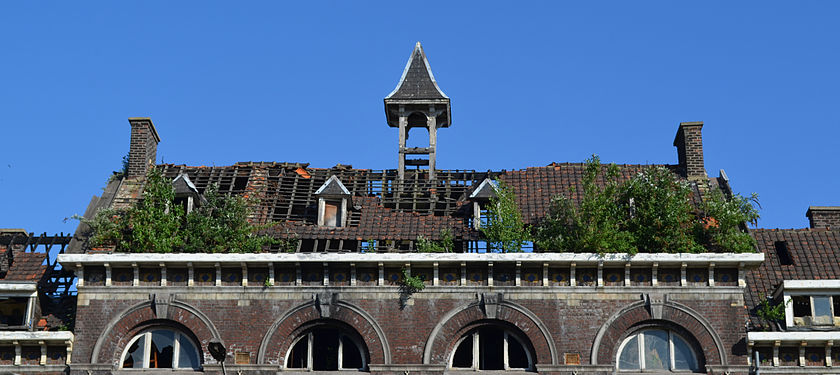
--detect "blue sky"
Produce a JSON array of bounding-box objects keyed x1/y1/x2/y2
[{"x1": 1, "y1": 2, "x2": 838, "y2": 235}]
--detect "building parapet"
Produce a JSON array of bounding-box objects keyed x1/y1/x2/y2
[{"x1": 59, "y1": 252, "x2": 762, "y2": 289}]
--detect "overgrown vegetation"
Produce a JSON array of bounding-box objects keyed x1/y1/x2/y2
[
  {"x1": 85, "y1": 168, "x2": 291, "y2": 253},
  {"x1": 756, "y1": 298, "x2": 788, "y2": 331},
  {"x1": 398, "y1": 268, "x2": 426, "y2": 309},
  {"x1": 533, "y1": 155, "x2": 760, "y2": 254},
  {"x1": 480, "y1": 180, "x2": 530, "y2": 252},
  {"x1": 416, "y1": 229, "x2": 454, "y2": 253}
]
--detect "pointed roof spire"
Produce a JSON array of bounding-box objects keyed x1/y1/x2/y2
[{"x1": 385, "y1": 42, "x2": 448, "y2": 100}]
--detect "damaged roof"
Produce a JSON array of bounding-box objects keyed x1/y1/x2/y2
[{"x1": 745, "y1": 228, "x2": 840, "y2": 329}]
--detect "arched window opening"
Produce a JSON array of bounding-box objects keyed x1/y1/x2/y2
[
  {"x1": 285, "y1": 325, "x2": 367, "y2": 371},
  {"x1": 617, "y1": 329, "x2": 701, "y2": 372},
  {"x1": 120, "y1": 329, "x2": 201, "y2": 370},
  {"x1": 449, "y1": 325, "x2": 534, "y2": 371}
]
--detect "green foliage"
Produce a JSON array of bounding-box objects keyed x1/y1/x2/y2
[
  {"x1": 263, "y1": 278, "x2": 273, "y2": 287},
  {"x1": 534, "y1": 155, "x2": 634, "y2": 254},
  {"x1": 534, "y1": 155, "x2": 760, "y2": 254},
  {"x1": 480, "y1": 180, "x2": 530, "y2": 252},
  {"x1": 397, "y1": 268, "x2": 426, "y2": 309},
  {"x1": 84, "y1": 168, "x2": 280, "y2": 253},
  {"x1": 416, "y1": 229, "x2": 454, "y2": 253},
  {"x1": 182, "y1": 184, "x2": 275, "y2": 253},
  {"x1": 699, "y1": 189, "x2": 760, "y2": 253},
  {"x1": 756, "y1": 298, "x2": 789, "y2": 330},
  {"x1": 399, "y1": 269, "x2": 426, "y2": 294},
  {"x1": 620, "y1": 166, "x2": 704, "y2": 253}
]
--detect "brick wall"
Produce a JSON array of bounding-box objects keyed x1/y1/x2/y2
[{"x1": 70, "y1": 287, "x2": 750, "y2": 375}]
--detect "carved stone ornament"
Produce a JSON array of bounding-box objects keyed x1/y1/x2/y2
[
  {"x1": 644, "y1": 293, "x2": 667, "y2": 319},
  {"x1": 314, "y1": 292, "x2": 338, "y2": 318},
  {"x1": 480, "y1": 292, "x2": 503, "y2": 319}
]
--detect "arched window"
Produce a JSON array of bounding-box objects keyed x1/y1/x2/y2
[
  {"x1": 617, "y1": 329, "x2": 701, "y2": 372},
  {"x1": 285, "y1": 324, "x2": 367, "y2": 371},
  {"x1": 120, "y1": 329, "x2": 201, "y2": 370},
  {"x1": 449, "y1": 325, "x2": 534, "y2": 371}
]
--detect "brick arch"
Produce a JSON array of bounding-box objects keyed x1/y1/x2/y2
[
  {"x1": 90, "y1": 300, "x2": 219, "y2": 368},
  {"x1": 591, "y1": 300, "x2": 727, "y2": 367},
  {"x1": 423, "y1": 301, "x2": 557, "y2": 366},
  {"x1": 258, "y1": 300, "x2": 390, "y2": 366}
]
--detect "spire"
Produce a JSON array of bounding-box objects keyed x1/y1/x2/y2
[
  {"x1": 384, "y1": 42, "x2": 452, "y2": 181},
  {"x1": 385, "y1": 42, "x2": 449, "y2": 101}
]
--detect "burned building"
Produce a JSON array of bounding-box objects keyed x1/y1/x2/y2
[
  {"x1": 22, "y1": 42, "x2": 831, "y2": 375},
  {"x1": 0, "y1": 230, "x2": 74, "y2": 374}
]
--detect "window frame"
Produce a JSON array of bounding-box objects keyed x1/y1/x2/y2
[
  {"x1": 284, "y1": 328, "x2": 367, "y2": 371},
  {"x1": 119, "y1": 329, "x2": 201, "y2": 370},
  {"x1": 616, "y1": 329, "x2": 700, "y2": 372},
  {"x1": 448, "y1": 326, "x2": 534, "y2": 371}
]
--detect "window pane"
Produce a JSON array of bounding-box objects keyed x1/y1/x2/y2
[
  {"x1": 150, "y1": 330, "x2": 175, "y2": 368},
  {"x1": 287, "y1": 337, "x2": 308, "y2": 369},
  {"x1": 452, "y1": 335, "x2": 472, "y2": 368},
  {"x1": 507, "y1": 334, "x2": 529, "y2": 369},
  {"x1": 312, "y1": 328, "x2": 339, "y2": 371},
  {"x1": 340, "y1": 336, "x2": 363, "y2": 369},
  {"x1": 792, "y1": 296, "x2": 811, "y2": 317},
  {"x1": 813, "y1": 296, "x2": 833, "y2": 324},
  {"x1": 672, "y1": 334, "x2": 698, "y2": 371},
  {"x1": 123, "y1": 335, "x2": 146, "y2": 368},
  {"x1": 177, "y1": 335, "x2": 200, "y2": 369},
  {"x1": 618, "y1": 335, "x2": 640, "y2": 370},
  {"x1": 643, "y1": 330, "x2": 670, "y2": 370},
  {"x1": 478, "y1": 327, "x2": 504, "y2": 370}
]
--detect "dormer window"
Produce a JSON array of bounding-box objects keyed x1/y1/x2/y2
[
  {"x1": 315, "y1": 176, "x2": 351, "y2": 228},
  {"x1": 778, "y1": 280, "x2": 840, "y2": 328},
  {"x1": 172, "y1": 174, "x2": 202, "y2": 214},
  {"x1": 468, "y1": 178, "x2": 497, "y2": 230}
]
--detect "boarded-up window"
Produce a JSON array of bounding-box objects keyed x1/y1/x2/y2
[{"x1": 323, "y1": 201, "x2": 342, "y2": 227}]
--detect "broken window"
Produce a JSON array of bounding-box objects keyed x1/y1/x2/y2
[
  {"x1": 0, "y1": 297, "x2": 29, "y2": 328},
  {"x1": 449, "y1": 325, "x2": 534, "y2": 371},
  {"x1": 285, "y1": 325, "x2": 367, "y2": 371},
  {"x1": 617, "y1": 329, "x2": 700, "y2": 372},
  {"x1": 121, "y1": 329, "x2": 200, "y2": 369},
  {"x1": 791, "y1": 295, "x2": 839, "y2": 326}
]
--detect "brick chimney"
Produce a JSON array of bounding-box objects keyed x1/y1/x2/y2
[
  {"x1": 673, "y1": 121, "x2": 707, "y2": 181},
  {"x1": 127, "y1": 117, "x2": 160, "y2": 178},
  {"x1": 806, "y1": 206, "x2": 840, "y2": 229}
]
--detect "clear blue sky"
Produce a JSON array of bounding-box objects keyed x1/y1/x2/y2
[{"x1": 1, "y1": 2, "x2": 838, "y2": 235}]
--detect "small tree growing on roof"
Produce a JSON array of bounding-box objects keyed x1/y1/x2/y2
[{"x1": 480, "y1": 180, "x2": 529, "y2": 252}]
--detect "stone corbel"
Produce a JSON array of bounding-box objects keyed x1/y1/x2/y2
[
  {"x1": 644, "y1": 293, "x2": 667, "y2": 319},
  {"x1": 480, "y1": 292, "x2": 503, "y2": 319},
  {"x1": 314, "y1": 292, "x2": 338, "y2": 318}
]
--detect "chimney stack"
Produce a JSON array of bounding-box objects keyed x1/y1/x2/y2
[
  {"x1": 673, "y1": 121, "x2": 706, "y2": 181},
  {"x1": 127, "y1": 117, "x2": 160, "y2": 178},
  {"x1": 806, "y1": 206, "x2": 840, "y2": 229}
]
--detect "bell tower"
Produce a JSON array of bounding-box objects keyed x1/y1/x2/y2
[{"x1": 385, "y1": 42, "x2": 451, "y2": 181}]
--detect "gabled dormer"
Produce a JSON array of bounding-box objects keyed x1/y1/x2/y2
[
  {"x1": 172, "y1": 173, "x2": 202, "y2": 214},
  {"x1": 315, "y1": 176, "x2": 351, "y2": 228},
  {"x1": 468, "y1": 178, "x2": 497, "y2": 230}
]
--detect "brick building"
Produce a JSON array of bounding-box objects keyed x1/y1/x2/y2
[
  {"x1": 0, "y1": 230, "x2": 74, "y2": 374},
  {"x1": 28, "y1": 43, "x2": 834, "y2": 375}
]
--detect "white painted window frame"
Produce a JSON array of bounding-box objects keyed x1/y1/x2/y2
[
  {"x1": 0, "y1": 291, "x2": 37, "y2": 329},
  {"x1": 616, "y1": 329, "x2": 699, "y2": 372},
  {"x1": 784, "y1": 293, "x2": 839, "y2": 328},
  {"x1": 119, "y1": 330, "x2": 199, "y2": 369}
]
